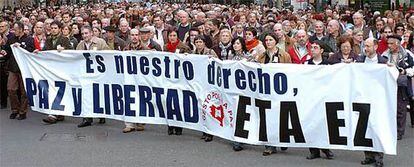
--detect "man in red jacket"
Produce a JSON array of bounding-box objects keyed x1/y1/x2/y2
[
  {"x1": 287, "y1": 30, "x2": 312, "y2": 64},
  {"x1": 376, "y1": 26, "x2": 393, "y2": 55}
]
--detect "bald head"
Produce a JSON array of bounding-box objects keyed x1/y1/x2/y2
[
  {"x1": 296, "y1": 30, "x2": 307, "y2": 37},
  {"x1": 364, "y1": 37, "x2": 378, "y2": 57},
  {"x1": 365, "y1": 37, "x2": 378, "y2": 45},
  {"x1": 327, "y1": 20, "x2": 340, "y2": 35},
  {"x1": 273, "y1": 23, "x2": 284, "y2": 38},
  {"x1": 34, "y1": 22, "x2": 44, "y2": 35}
]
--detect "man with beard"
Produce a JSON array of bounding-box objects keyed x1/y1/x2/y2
[{"x1": 288, "y1": 30, "x2": 312, "y2": 64}]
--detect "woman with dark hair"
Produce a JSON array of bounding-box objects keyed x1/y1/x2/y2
[
  {"x1": 164, "y1": 28, "x2": 190, "y2": 136},
  {"x1": 186, "y1": 27, "x2": 200, "y2": 51},
  {"x1": 256, "y1": 33, "x2": 291, "y2": 156},
  {"x1": 328, "y1": 35, "x2": 359, "y2": 64},
  {"x1": 163, "y1": 28, "x2": 191, "y2": 54},
  {"x1": 72, "y1": 23, "x2": 82, "y2": 43},
  {"x1": 231, "y1": 37, "x2": 253, "y2": 61},
  {"x1": 257, "y1": 33, "x2": 291, "y2": 64},
  {"x1": 192, "y1": 35, "x2": 216, "y2": 142},
  {"x1": 193, "y1": 35, "x2": 217, "y2": 58},
  {"x1": 62, "y1": 25, "x2": 78, "y2": 49},
  {"x1": 92, "y1": 27, "x2": 102, "y2": 38},
  {"x1": 229, "y1": 36, "x2": 254, "y2": 151},
  {"x1": 245, "y1": 27, "x2": 265, "y2": 60}
]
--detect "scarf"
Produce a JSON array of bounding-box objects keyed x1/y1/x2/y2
[
  {"x1": 245, "y1": 39, "x2": 259, "y2": 51},
  {"x1": 219, "y1": 42, "x2": 232, "y2": 60},
  {"x1": 384, "y1": 46, "x2": 408, "y2": 66},
  {"x1": 166, "y1": 40, "x2": 180, "y2": 53}
]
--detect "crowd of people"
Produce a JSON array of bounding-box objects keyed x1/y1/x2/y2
[{"x1": 1, "y1": 2, "x2": 414, "y2": 167}]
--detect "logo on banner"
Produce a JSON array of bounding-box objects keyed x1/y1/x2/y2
[{"x1": 202, "y1": 91, "x2": 233, "y2": 127}]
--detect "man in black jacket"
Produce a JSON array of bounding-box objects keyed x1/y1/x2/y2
[
  {"x1": 357, "y1": 38, "x2": 387, "y2": 167},
  {"x1": 0, "y1": 34, "x2": 8, "y2": 109},
  {"x1": 42, "y1": 21, "x2": 73, "y2": 124},
  {"x1": 0, "y1": 21, "x2": 13, "y2": 109},
  {"x1": 5, "y1": 21, "x2": 35, "y2": 120}
]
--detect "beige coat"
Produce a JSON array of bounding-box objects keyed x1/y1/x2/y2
[
  {"x1": 192, "y1": 48, "x2": 218, "y2": 58},
  {"x1": 257, "y1": 47, "x2": 292, "y2": 64},
  {"x1": 76, "y1": 36, "x2": 110, "y2": 50}
]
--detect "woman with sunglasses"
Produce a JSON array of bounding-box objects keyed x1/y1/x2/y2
[{"x1": 395, "y1": 23, "x2": 405, "y2": 37}]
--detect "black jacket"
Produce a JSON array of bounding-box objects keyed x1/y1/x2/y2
[
  {"x1": 44, "y1": 34, "x2": 73, "y2": 50},
  {"x1": 147, "y1": 39, "x2": 162, "y2": 51},
  {"x1": 355, "y1": 55, "x2": 388, "y2": 64},
  {"x1": 7, "y1": 34, "x2": 35, "y2": 72},
  {"x1": 305, "y1": 57, "x2": 329, "y2": 65},
  {"x1": 0, "y1": 33, "x2": 14, "y2": 63}
]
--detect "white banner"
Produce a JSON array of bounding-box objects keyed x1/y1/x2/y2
[{"x1": 12, "y1": 47, "x2": 398, "y2": 154}]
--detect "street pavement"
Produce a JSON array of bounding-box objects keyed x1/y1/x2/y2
[{"x1": 0, "y1": 107, "x2": 413, "y2": 167}]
